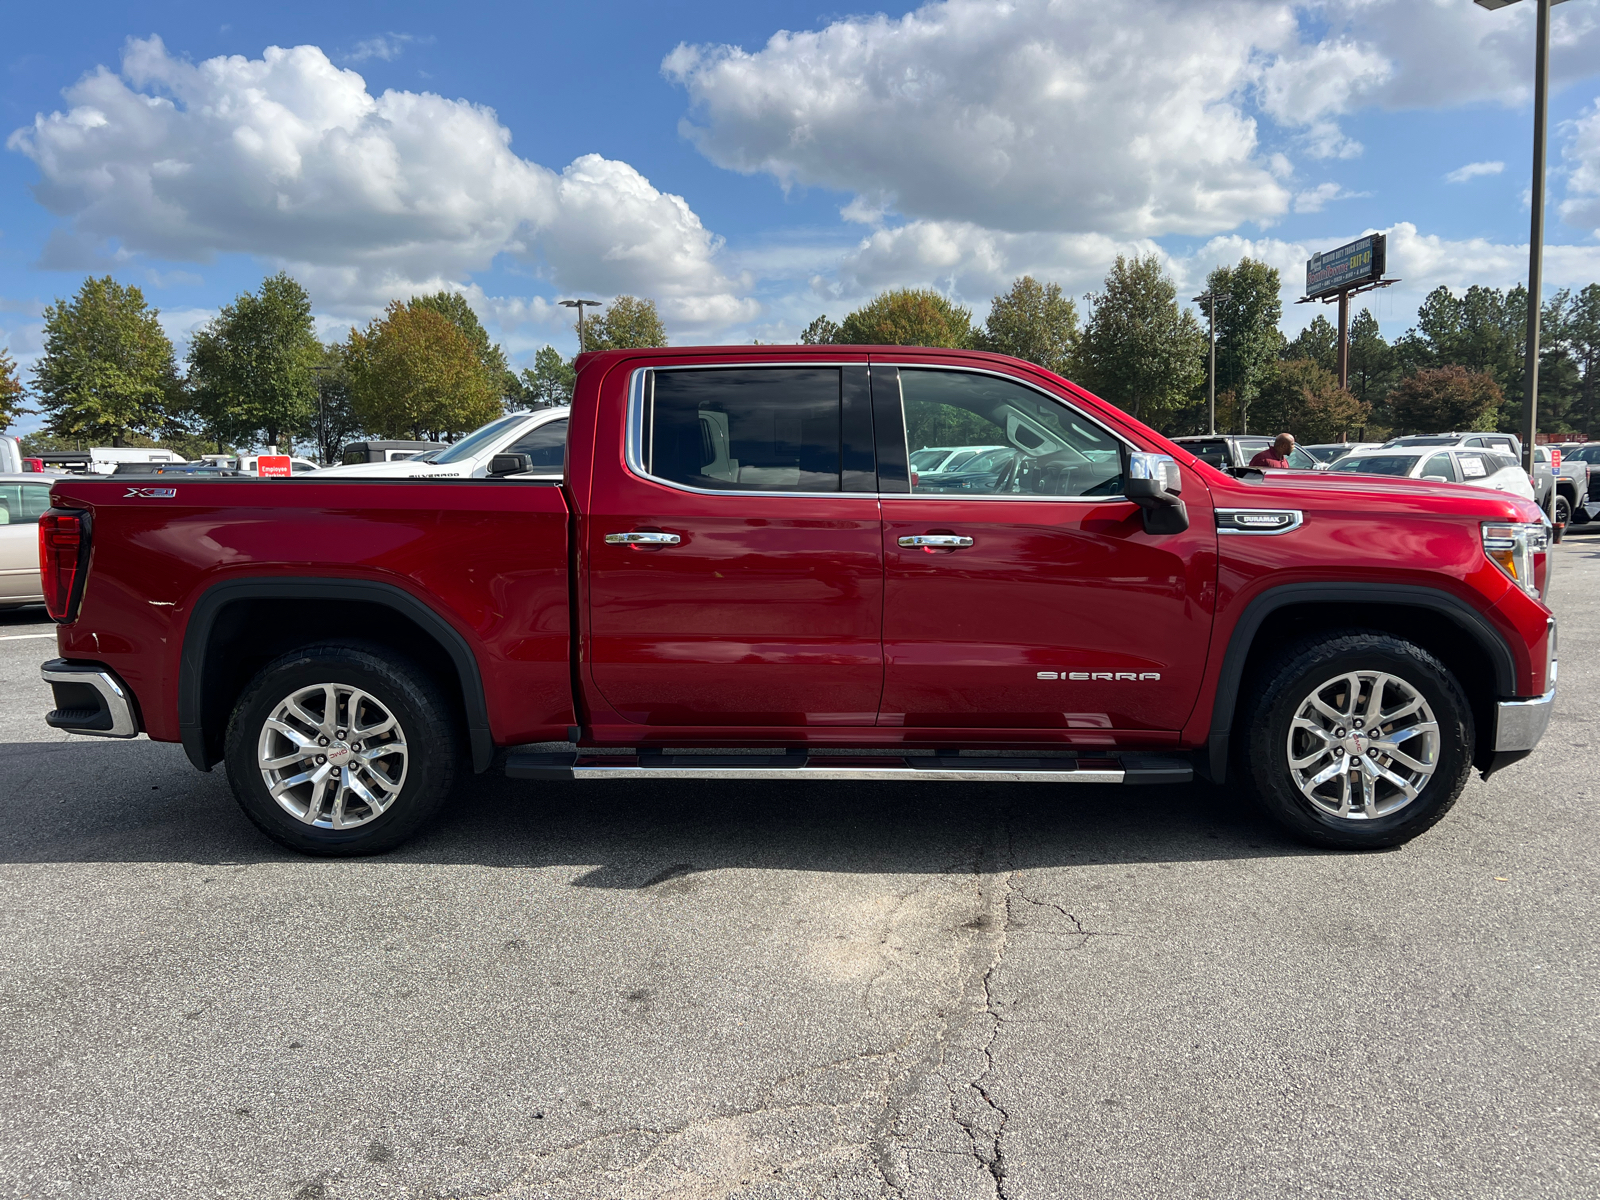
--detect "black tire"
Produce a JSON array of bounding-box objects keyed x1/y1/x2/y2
[
  {"x1": 1554, "y1": 494, "x2": 1572, "y2": 528},
  {"x1": 224, "y1": 642, "x2": 460, "y2": 855},
  {"x1": 1238, "y1": 631, "x2": 1473, "y2": 850}
]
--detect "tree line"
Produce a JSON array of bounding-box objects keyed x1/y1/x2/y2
[
  {"x1": 3, "y1": 275, "x2": 668, "y2": 462},
  {"x1": 6, "y1": 262, "x2": 1599, "y2": 461},
  {"x1": 804, "y1": 260, "x2": 1600, "y2": 445}
]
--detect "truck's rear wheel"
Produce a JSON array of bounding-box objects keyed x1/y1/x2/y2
[
  {"x1": 1240, "y1": 632, "x2": 1473, "y2": 850},
  {"x1": 224, "y1": 643, "x2": 459, "y2": 855}
]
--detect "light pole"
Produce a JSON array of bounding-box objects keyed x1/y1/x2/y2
[
  {"x1": 1192, "y1": 289, "x2": 1226, "y2": 435},
  {"x1": 560, "y1": 299, "x2": 603, "y2": 352},
  {"x1": 310, "y1": 364, "x2": 329, "y2": 466},
  {"x1": 1474, "y1": 0, "x2": 1577, "y2": 472}
]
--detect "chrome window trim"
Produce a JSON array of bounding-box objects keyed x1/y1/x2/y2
[
  {"x1": 1215, "y1": 508, "x2": 1305, "y2": 535},
  {"x1": 623, "y1": 362, "x2": 1143, "y2": 503}
]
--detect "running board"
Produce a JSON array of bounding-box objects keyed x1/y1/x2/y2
[{"x1": 504, "y1": 751, "x2": 1191, "y2": 786}]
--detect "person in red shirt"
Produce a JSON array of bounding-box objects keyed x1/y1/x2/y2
[{"x1": 1250, "y1": 433, "x2": 1297, "y2": 469}]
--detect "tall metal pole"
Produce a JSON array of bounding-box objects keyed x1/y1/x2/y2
[
  {"x1": 1336, "y1": 288, "x2": 1351, "y2": 392},
  {"x1": 560, "y1": 299, "x2": 603, "y2": 354},
  {"x1": 1208, "y1": 293, "x2": 1217, "y2": 435},
  {"x1": 1523, "y1": 0, "x2": 1552, "y2": 472}
]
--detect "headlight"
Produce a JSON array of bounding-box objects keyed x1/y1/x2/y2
[{"x1": 1482, "y1": 521, "x2": 1550, "y2": 599}]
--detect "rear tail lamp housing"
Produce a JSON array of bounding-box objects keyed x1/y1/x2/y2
[
  {"x1": 39, "y1": 508, "x2": 92, "y2": 623},
  {"x1": 1481, "y1": 520, "x2": 1550, "y2": 601}
]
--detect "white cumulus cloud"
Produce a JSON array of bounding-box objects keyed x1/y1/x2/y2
[
  {"x1": 6, "y1": 36, "x2": 755, "y2": 330},
  {"x1": 666, "y1": 0, "x2": 1600, "y2": 243},
  {"x1": 1445, "y1": 161, "x2": 1506, "y2": 184},
  {"x1": 665, "y1": 0, "x2": 1300, "y2": 239},
  {"x1": 1561, "y1": 99, "x2": 1600, "y2": 232}
]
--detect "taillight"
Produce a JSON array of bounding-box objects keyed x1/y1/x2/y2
[{"x1": 39, "y1": 508, "x2": 91, "y2": 623}]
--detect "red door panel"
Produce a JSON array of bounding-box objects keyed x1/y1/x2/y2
[
  {"x1": 586, "y1": 494, "x2": 885, "y2": 726},
  {"x1": 880, "y1": 491, "x2": 1217, "y2": 732}
]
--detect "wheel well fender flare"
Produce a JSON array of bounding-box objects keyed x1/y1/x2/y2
[
  {"x1": 178, "y1": 577, "x2": 493, "y2": 775},
  {"x1": 1204, "y1": 582, "x2": 1516, "y2": 783}
]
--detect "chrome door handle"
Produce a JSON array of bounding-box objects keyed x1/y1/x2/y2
[
  {"x1": 605, "y1": 532, "x2": 681, "y2": 545},
  {"x1": 898, "y1": 535, "x2": 974, "y2": 548}
]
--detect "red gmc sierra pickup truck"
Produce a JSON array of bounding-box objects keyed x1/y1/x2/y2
[{"x1": 36, "y1": 346, "x2": 1557, "y2": 855}]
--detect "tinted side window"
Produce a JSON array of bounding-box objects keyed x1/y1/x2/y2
[
  {"x1": 648, "y1": 369, "x2": 841, "y2": 492},
  {"x1": 1187, "y1": 442, "x2": 1229, "y2": 469},
  {"x1": 900, "y1": 370, "x2": 1122, "y2": 497},
  {"x1": 508, "y1": 419, "x2": 568, "y2": 470}
]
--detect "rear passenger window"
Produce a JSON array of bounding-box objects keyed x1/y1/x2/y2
[
  {"x1": 647, "y1": 369, "x2": 841, "y2": 492},
  {"x1": 508, "y1": 419, "x2": 568, "y2": 471},
  {"x1": 899, "y1": 369, "x2": 1122, "y2": 497}
]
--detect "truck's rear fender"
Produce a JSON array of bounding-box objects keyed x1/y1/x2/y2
[
  {"x1": 179, "y1": 578, "x2": 494, "y2": 774},
  {"x1": 1192, "y1": 583, "x2": 1518, "y2": 783}
]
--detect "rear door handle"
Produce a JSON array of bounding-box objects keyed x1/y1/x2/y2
[
  {"x1": 605, "y1": 532, "x2": 682, "y2": 545},
  {"x1": 898, "y1": 535, "x2": 974, "y2": 548}
]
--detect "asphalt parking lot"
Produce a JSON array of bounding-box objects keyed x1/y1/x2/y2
[{"x1": 2, "y1": 536, "x2": 1597, "y2": 1200}]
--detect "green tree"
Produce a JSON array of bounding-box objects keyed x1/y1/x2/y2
[
  {"x1": 1074, "y1": 255, "x2": 1204, "y2": 425},
  {"x1": 410, "y1": 291, "x2": 517, "y2": 400},
  {"x1": 584, "y1": 296, "x2": 668, "y2": 351},
  {"x1": 1252, "y1": 359, "x2": 1370, "y2": 445},
  {"x1": 519, "y1": 345, "x2": 576, "y2": 407},
  {"x1": 0, "y1": 348, "x2": 28, "y2": 431},
  {"x1": 974, "y1": 276, "x2": 1077, "y2": 374},
  {"x1": 1206, "y1": 258, "x2": 1283, "y2": 434},
  {"x1": 1283, "y1": 314, "x2": 1338, "y2": 374},
  {"x1": 346, "y1": 301, "x2": 502, "y2": 440},
  {"x1": 32, "y1": 276, "x2": 179, "y2": 445},
  {"x1": 1347, "y1": 309, "x2": 1398, "y2": 413},
  {"x1": 1555, "y1": 284, "x2": 1600, "y2": 433},
  {"x1": 800, "y1": 314, "x2": 840, "y2": 345},
  {"x1": 838, "y1": 288, "x2": 974, "y2": 348},
  {"x1": 1388, "y1": 366, "x2": 1503, "y2": 434},
  {"x1": 308, "y1": 342, "x2": 363, "y2": 465},
  {"x1": 187, "y1": 272, "x2": 321, "y2": 449}
]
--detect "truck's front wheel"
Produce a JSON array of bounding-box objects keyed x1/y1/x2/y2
[
  {"x1": 1241, "y1": 632, "x2": 1473, "y2": 849},
  {"x1": 224, "y1": 643, "x2": 459, "y2": 855}
]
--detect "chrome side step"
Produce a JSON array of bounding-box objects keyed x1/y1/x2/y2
[{"x1": 504, "y1": 752, "x2": 1192, "y2": 786}]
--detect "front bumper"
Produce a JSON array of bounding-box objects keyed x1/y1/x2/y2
[
  {"x1": 1493, "y1": 685, "x2": 1555, "y2": 753},
  {"x1": 41, "y1": 659, "x2": 140, "y2": 738}
]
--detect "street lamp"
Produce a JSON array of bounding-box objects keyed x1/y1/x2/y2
[
  {"x1": 1474, "y1": 0, "x2": 1578, "y2": 471},
  {"x1": 560, "y1": 299, "x2": 603, "y2": 352},
  {"x1": 1191, "y1": 289, "x2": 1227, "y2": 436}
]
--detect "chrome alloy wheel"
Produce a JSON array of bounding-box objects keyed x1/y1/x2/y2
[
  {"x1": 1286, "y1": 671, "x2": 1439, "y2": 821},
  {"x1": 256, "y1": 683, "x2": 409, "y2": 829}
]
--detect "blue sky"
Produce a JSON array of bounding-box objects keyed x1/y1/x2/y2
[{"x1": 4, "y1": 0, "x2": 1600, "y2": 437}]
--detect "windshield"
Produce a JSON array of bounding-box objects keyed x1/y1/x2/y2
[
  {"x1": 1329, "y1": 455, "x2": 1420, "y2": 477},
  {"x1": 1303, "y1": 445, "x2": 1346, "y2": 463},
  {"x1": 909, "y1": 449, "x2": 949, "y2": 470},
  {"x1": 432, "y1": 414, "x2": 527, "y2": 465},
  {"x1": 1285, "y1": 446, "x2": 1318, "y2": 469}
]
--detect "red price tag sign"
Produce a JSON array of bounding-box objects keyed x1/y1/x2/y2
[{"x1": 257, "y1": 455, "x2": 292, "y2": 478}]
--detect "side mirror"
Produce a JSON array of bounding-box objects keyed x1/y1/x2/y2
[
  {"x1": 1422, "y1": 474, "x2": 1449, "y2": 483},
  {"x1": 488, "y1": 453, "x2": 531, "y2": 477},
  {"x1": 1126, "y1": 451, "x2": 1189, "y2": 535}
]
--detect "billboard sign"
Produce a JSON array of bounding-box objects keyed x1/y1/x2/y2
[
  {"x1": 256, "y1": 455, "x2": 292, "y2": 478},
  {"x1": 1305, "y1": 233, "x2": 1385, "y2": 300}
]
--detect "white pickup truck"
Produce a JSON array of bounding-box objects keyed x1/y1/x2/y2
[{"x1": 315, "y1": 408, "x2": 570, "y2": 479}]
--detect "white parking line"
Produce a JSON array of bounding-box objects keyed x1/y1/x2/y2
[{"x1": 0, "y1": 633, "x2": 54, "y2": 641}]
